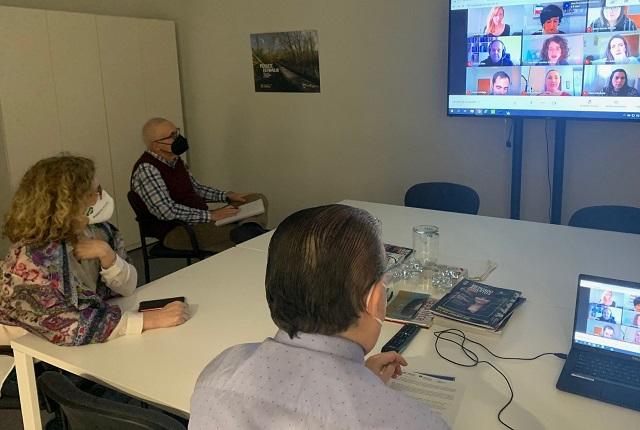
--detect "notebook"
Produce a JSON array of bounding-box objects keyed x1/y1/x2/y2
[
  {"x1": 556, "y1": 274, "x2": 640, "y2": 411},
  {"x1": 214, "y1": 199, "x2": 265, "y2": 226}
]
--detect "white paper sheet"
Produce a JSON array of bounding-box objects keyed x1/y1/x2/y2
[
  {"x1": 389, "y1": 371, "x2": 465, "y2": 427},
  {"x1": 214, "y1": 199, "x2": 265, "y2": 226}
]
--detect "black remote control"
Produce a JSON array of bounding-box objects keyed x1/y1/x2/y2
[{"x1": 381, "y1": 324, "x2": 421, "y2": 353}]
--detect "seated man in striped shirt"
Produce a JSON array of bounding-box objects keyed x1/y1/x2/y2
[{"x1": 130, "y1": 117, "x2": 268, "y2": 251}]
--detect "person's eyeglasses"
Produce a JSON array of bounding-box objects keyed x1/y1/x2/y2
[{"x1": 153, "y1": 127, "x2": 181, "y2": 143}]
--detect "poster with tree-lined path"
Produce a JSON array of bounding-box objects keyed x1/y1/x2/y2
[{"x1": 250, "y1": 30, "x2": 320, "y2": 93}]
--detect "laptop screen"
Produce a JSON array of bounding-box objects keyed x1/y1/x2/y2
[{"x1": 574, "y1": 275, "x2": 640, "y2": 359}]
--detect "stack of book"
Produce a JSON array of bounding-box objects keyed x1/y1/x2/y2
[{"x1": 430, "y1": 279, "x2": 526, "y2": 333}]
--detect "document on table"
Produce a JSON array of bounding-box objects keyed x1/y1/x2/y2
[
  {"x1": 214, "y1": 199, "x2": 265, "y2": 226},
  {"x1": 389, "y1": 371, "x2": 465, "y2": 427}
]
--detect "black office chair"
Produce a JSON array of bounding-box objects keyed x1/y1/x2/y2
[
  {"x1": 127, "y1": 191, "x2": 214, "y2": 284},
  {"x1": 37, "y1": 371, "x2": 186, "y2": 430},
  {"x1": 404, "y1": 182, "x2": 480, "y2": 215},
  {"x1": 568, "y1": 205, "x2": 640, "y2": 234}
]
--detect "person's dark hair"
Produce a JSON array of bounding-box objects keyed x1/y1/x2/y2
[
  {"x1": 600, "y1": 2, "x2": 626, "y2": 26},
  {"x1": 266, "y1": 204, "x2": 385, "y2": 338},
  {"x1": 634, "y1": 296, "x2": 640, "y2": 307},
  {"x1": 605, "y1": 68, "x2": 632, "y2": 95},
  {"x1": 540, "y1": 4, "x2": 563, "y2": 26},
  {"x1": 541, "y1": 35, "x2": 569, "y2": 63},
  {"x1": 606, "y1": 35, "x2": 630, "y2": 62},
  {"x1": 492, "y1": 70, "x2": 510, "y2": 84}
]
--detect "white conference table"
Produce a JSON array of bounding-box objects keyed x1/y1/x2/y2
[{"x1": 13, "y1": 200, "x2": 640, "y2": 429}]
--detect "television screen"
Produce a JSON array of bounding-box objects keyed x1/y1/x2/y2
[{"x1": 448, "y1": 0, "x2": 640, "y2": 120}]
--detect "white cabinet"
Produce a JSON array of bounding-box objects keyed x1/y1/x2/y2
[
  {"x1": 0, "y1": 6, "x2": 183, "y2": 249},
  {"x1": 48, "y1": 11, "x2": 118, "y2": 227},
  {"x1": 0, "y1": 7, "x2": 62, "y2": 185}
]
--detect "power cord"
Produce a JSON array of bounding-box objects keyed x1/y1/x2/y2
[
  {"x1": 433, "y1": 329, "x2": 567, "y2": 430},
  {"x1": 505, "y1": 118, "x2": 513, "y2": 148}
]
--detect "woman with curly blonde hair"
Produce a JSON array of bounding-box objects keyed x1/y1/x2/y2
[
  {"x1": 1, "y1": 155, "x2": 188, "y2": 346},
  {"x1": 4, "y1": 156, "x2": 94, "y2": 245}
]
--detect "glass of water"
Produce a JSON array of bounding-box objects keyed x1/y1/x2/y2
[{"x1": 412, "y1": 225, "x2": 439, "y2": 269}]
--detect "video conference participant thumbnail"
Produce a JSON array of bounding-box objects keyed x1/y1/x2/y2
[
  {"x1": 620, "y1": 308, "x2": 640, "y2": 328},
  {"x1": 587, "y1": 1, "x2": 639, "y2": 33},
  {"x1": 465, "y1": 66, "x2": 521, "y2": 95},
  {"x1": 583, "y1": 64, "x2": 640, "y2": 96},
  {"x1": 584, "y1": 32, "x2": 640, "y2": 64},
  {"x1": 520, "y1": 65, "x2": 583, "y2": 96},
  {"x1": 466, "y1": 5, "x2": 525, "y2": 37},
  {"x1": 467, "y1": 35, "x2": 522, "y2": 66},
  {"x1": 525, "y1": 2, "x2": 590, "y2": 35},
  {"x1": 522, "y1": 34, "x2": 584, "y2": 66},
  {"x1": 586, "y1": 320, "x2": 622, "y2": 339},
  {"x1": 623, "y1": 327, "x2": 640, "y2": 344}
]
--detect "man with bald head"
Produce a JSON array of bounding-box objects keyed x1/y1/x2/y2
[{"x1": 130, "y1": 117, "x2": 268, "y2": 252}]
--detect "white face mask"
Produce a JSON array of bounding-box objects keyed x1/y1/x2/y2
[
  {"x1": 365, "y1": 284, "x2": 385, "y2": 326},
  {"x1": 86, "y1": 190, "x2": 114, "y2": 224}
]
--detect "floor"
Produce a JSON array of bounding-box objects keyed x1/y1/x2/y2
[{"x1": 1, "y1": 248, "x2": 191, "y2": 429}]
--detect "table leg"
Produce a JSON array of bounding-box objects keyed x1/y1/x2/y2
[{"x1": 13, "y1": 350, "x2": 43, "y2": 430}]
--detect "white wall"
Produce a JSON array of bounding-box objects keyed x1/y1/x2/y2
[
  {"x1": 173, "y1": 0, "x2": 640, "y2": 227},
  {"x1": 1, "y1": 0, "x2": 638, "y2": 240},
  {"x1": 0, "y1": 136, "x2": 11, "y2": 252},
  {"x1": 0, "y1": 0, "x2": 179, "y2": 20}
]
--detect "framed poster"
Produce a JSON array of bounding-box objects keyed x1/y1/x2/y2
[{"x1": 250, "y1": 30, "x2": 320, "y2": 93}]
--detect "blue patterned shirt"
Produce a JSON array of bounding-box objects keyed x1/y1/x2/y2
[
  {"x1": 131, "y1": 151, "x2": 227, "y2": 224},
  {"x1": 189, "y1": 330, "x2": 449, "y2": 430}
]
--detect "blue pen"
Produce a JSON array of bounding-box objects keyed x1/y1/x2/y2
[{"x1": 417, "y1": 372, "x2": 456, "y2": 382}]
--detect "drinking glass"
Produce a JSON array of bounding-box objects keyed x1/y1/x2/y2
[{"x1": 412, "y1": 225, "x2": 439, "y2": 268}]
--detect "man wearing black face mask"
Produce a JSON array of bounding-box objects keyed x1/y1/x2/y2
[{"x1": 130, "y1": 117, "x2": 268, "y2": 252}]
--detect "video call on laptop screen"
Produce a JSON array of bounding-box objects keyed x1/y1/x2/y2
[
  {"x1": 448, "y1": 0, "x2": 640, "y2": 120},
  {"x1": 574, "y1": 276, "x2": 640, "y2": 358}
]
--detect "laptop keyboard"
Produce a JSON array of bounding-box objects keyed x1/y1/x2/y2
[{"x1": 574, "y1": 351, "x2": 640, "y2": 387}]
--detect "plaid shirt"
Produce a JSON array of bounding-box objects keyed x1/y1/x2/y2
[{"x1": 131, "y1": 151, "x2": 227, "y2": 224}]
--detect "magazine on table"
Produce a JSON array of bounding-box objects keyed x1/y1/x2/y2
[
  {"x1": 433, "y1": 297, "x2": 526, "y2": 333},
  {"x1": 385, "y1": 290, "x2": 436, "y2": 328},
  {"x1": 430, "y1": 279, "x2": 522, "y2": 330},
  {"x1": 384, "y1": 243, "x2": 413, "y2": 272}
]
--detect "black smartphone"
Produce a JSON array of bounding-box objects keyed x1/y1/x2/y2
[{"x1": 138, "y1": 296, "x2": 185, "y2": 312}]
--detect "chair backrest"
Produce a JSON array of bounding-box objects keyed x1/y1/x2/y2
[
  {"x1": 37, "y1": 372, "x2": 186, "y2": 430},
  {"x1": 127, "y1": 191, "x2": 175, "y2": 241},
  {"x1": 404, "y1": 182, "x2": 480, "y2": 215},
  {"x1": 568, "y1": 205, "x2": 640, "y2": 234}
]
